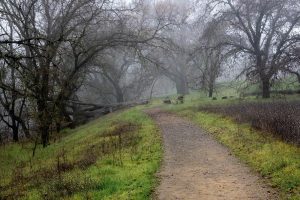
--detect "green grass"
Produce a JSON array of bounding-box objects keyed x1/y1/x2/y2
[
  {"x1": 0, "y1": 108, "x2": 162, "y2": 200},
  {"x1": 162, "y1": 94, "x2": 300, "y2": 199},
  {"x1": 190, "y1": 76, "x2": 299, "y2": 99}
]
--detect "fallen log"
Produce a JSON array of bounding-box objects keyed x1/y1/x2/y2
[{"x1": 66, "y1": 99, "x2": 149, "y2": 126}]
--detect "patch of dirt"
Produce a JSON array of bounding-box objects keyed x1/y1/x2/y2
[{"x1": 145, "y1": 108, "x2": 279, "y2": 200}]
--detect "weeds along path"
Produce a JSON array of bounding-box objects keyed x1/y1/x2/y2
[{"x1": 145, "y1": 108, "x2": 278, "y2": 200}]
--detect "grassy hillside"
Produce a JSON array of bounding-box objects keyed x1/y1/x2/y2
[
  {"x1": 0, "y1": 108, "x2": 162, "y2": 200},
  {"x1": 163, "y1": 94, "x2": 300, "y2": 199}
]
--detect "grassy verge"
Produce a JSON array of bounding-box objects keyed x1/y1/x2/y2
[
  {"x1": 0, "y1": 108, "x2": 162, "y2": 200},
  {"x1": 164, "y1": 98, "x2": 300, "y2": 200}
]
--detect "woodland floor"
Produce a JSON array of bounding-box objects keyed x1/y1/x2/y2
[{"x1": 146, "y1": 108, "x2": 279, "y2": 200}]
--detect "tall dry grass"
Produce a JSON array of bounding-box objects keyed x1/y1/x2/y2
[{"x1": 199, "y1": 101, "x2": 300, "y2": 145}]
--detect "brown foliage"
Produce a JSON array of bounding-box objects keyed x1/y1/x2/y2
[{"x1": 199, "y1": 101, "x2": 300, "y2": 145}]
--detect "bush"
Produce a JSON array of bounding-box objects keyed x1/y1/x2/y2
[{"x1": 199, "y1": 101, "x2": 300, "y2": 145}]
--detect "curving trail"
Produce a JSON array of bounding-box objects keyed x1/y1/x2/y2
[{"x1": 146, "y1": 108, "x2": 278, "y2": 200}]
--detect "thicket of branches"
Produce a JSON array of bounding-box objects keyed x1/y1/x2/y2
[
  {"x1": 0, "y1": 0, "x2": 299, "y2": 146},
  {"x1": 0, "y1": 0, "x2": 183, "y2": 146}
]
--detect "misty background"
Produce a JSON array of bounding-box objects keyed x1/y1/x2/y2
[{"x1": 0, "y1": 0, "x2": 299, "y2": 144}]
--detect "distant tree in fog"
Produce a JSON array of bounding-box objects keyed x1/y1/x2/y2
[
  {"x1": 189, "y1": 20, "x2": 227, "y2": 97},
  {"x1": 85, "y1": 49, "x2": 155, "y2": 103},
  {"x1": 208, "y1": 0, "x2": 300, "y2": 98}
]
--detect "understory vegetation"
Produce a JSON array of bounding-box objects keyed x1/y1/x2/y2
[
  {"x1": 0, "y1": 108, "x2": 162, "y2": 200},
  {"x1": 164, "y1": 94, "x2": 300, "y2": 199},
  {"x1": 199, "y1": 101, "x2": 300, "y2": 145}
]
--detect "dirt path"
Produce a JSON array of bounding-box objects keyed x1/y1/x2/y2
[{"x1": 146, "y1": 108, "x2": 278, "y2": 200}]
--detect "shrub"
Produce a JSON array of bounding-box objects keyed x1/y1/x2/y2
[{"x1": 199, "y1": 101, "x2": 300, "y2": 145}]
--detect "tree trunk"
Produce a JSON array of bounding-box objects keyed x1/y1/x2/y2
[
  {"x1": 175, "y1": 77, "x2": 189, "y2": 95},
  {"x1": 55, "y1": 102, "x2": 66, "y2": 133},
  {"x1": 262, "y1": 79, "x2": 271, "y2": 98},
  {"x1": 41, "y1": 125, "x2": 50, "y2": 147},
  {"x1": 149, "y1": 78, "x2": 157, "y2": 100},
  {"x1": 37, "y1": 99, "x2": 50, "y2": 147},
  {"x1": 208, "y1": 87, "x2": 213, "y2": 98},
  {"x1": 38, "y1": 60, "x2": 51, "y2": 147},
  {"x1": 37, "y1": 73, "x2": 51, "y2": 147},
  {"x1": 12, "y1": 124, "x2": 18, "y2": 142},
  {"x1": 9, "y1": 108, "x2": 19, "y2": 142},
  {"x1": 208, "y1": 78, "x2": 214, "y2": 98},
  {"x1": 56, "y1": 122, "x2": 61, "y2": 133},
  {"x1": 296, "y1": 73, "x2": 300, "y2": 85},
  {"x1": 115, "y1": 87, "x2": 124, "y2": 103}
]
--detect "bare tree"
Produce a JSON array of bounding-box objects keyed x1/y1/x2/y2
[
  {"x1": 0, "y1": 21, "x2": 29, "y2": 141},
  {"x1": 0, "y1": 0, "x2": 177, "y2": 146},
  {"x1": 85, "y1": 48, "x2": 156, "y2": 103},
  {"x1": 92, "y1": 50, "x2": 136, "y2": 103},
  {"x1": 208, "y1": 0, "x2": 300, "y2": 98},
  {"x1": 0, "y1": 0, "x2": 128, "y2": 146},
  {"x1": 189, "y1": 20, "x2": 226, "y2": 97}
]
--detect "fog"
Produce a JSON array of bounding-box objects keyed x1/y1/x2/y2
[{"x1": 0, "y1": 0, "x2": 299, "y2": 144}]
